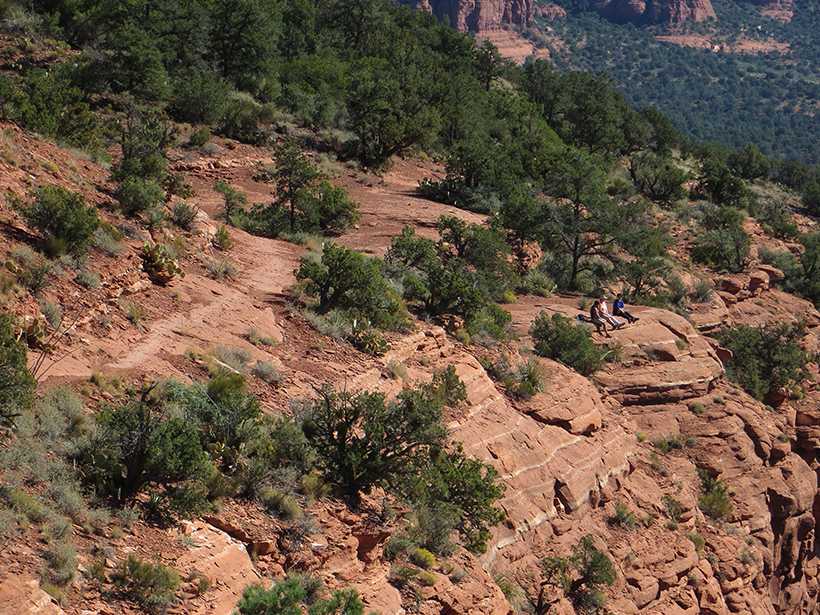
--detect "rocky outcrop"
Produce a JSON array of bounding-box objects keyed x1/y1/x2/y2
[
  {"x1": 176, "y1": 521, "x2": 264, "y2": 615},
  {"x1": 386, "y1": 299, "x2": 820, "y2": 614},
  {"x1": 0, "y1": 577, "x2": 66, "y2": 615},
  {"x1": 382, "y1": 325, "x2": 638, "y2": 567},
  {"x1": 589, "y1": 0, "x2": 715, "y2": 24},
  {"x1": 411, "y1": 0, "x2": 533, "y2": 32}
]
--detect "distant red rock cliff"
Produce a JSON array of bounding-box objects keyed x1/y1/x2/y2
[
  {"x1": 412, "y1": 0, "x2": 533, "y2": 31},
  {"x1": 590, "y1": 0, "x2": 716, "y2": 24}
]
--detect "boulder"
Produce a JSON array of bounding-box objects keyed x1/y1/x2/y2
[
  {"x1": 0, "y1": 577, "x2": 66, "y2": 615},
  {"x1": 177, "y1": 521, "x2": 263, "y2": 615}
]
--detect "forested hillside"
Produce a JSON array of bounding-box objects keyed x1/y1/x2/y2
[{"x1": 524, "y1": 0, "x2": 820, "y2": 162}]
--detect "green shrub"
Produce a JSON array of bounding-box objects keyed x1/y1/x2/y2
[
  {"x1": 113, "y1": 555, "x2": 180, "y2": 612},
  {"x1": 453, "y1": 328, "x2": 471, "y2": 345},
  {"x1": 39, "y1": 582, "x2": 64, "y2": 605},
  {"x1": 45, "y1": 541, "x2": 77, "y2": 586},
  {"x1": 685, "y1": 532, "x2": 706, "y2": 556},
  {"x1": 203, "y1": 256, "x2": 236, "y2": 281},
  {"x1": 143, "y1": 207, "x2": 167, "y2": 232},
  {"x1": 689, "y1": 277, "x2": 714, "y2": 303},
  {"x1": 541, "y1": 534, "x2": 616, "y2": 611},
  {"x1": 758, "y1": 202, "x2": 799, "y2": 241},
  {"x1": 649, "y1": 453, "x2": 668, "y2": 476},
  {"x1": 8, "y1": 246, "x2": 52, "y2": 294},
  {"x1": 164, "y1": 172, "x2": 196, "y2": 200},
  {"x1": 698, "y1": 491, "x2": 733, "y2": 521},
  {"x1": 120, "y1": 299, "x2": 147, "y2": 329},
  {"x1": 40, "y1": 299, "x2": 62, "y2": 331},
  {"x1": 14, "y1": 185, "x2": 100, "y2": 256},
  {"x1": 393, "y1": 566, "x2": 420, "y2": 583},
  {"x1": 384, "y1": 534, "x2": 414, "y2": 561},
  {"x1": 168, "y1": 71, "x2": 229, "y2": 125},
  {"x1": 417, "y1": 570, "x2": 438, "y2": 586},
  {"x1": 41, "y1": 516, "x2": 72, "y2": 542},
  {"x1": 116, "y1": 506, "x2": 139, "y2": 528},
  {"x1": 449, "y1": 567, "x2": 468, "y2": 583},
  {"x1": 0, "y1": 312, "x2": 37, "y2": 426},
  {"x1": 601, "y1": 339, "x2": 624, "y2": 364},
  {"x1": 251, "y1": 361, "x2": 282, "y2": 384},
  {"x1": 299, "y1": 472, "x2": 330, "y2": 501},
  {"x1": 693, "y1": 206, "x2": 750, "y2": 273},
  {"x1": 520, "y1": 269, "x2": 555, "y2": 297},
  {"x1": 171, "y1": 202, "x2": 198, "y2": 231},
  {"x1": 295, "y1": 242, "x2": 407, "y2": 331},
  {"x1": 529, "y1": 311, "x2": 603, "y2": 376},
  {"x1": 410, "y1": 548, "x2": 436, "y2": 569},
  {"x1": 9, "y1": 489, "x2": 45, "y2": 522},
  {"x1": 689, "y1": 402, "x2": 706, "y2": 415},
  {"x1": 304, "y1": 387, "x2": 446, "y2": 499},
  {"x1": 260, "y1": 489, "x2": 302, "y2": 521},
  {"x1": 612, "y1": 501, "x2": 636, "y2": 529},
  {"x1": 116, "y1": 177, "x2": 165, "y2": 215},
  {"x1": 304, "y1": 384, "x2": 504, "y2": 554},
  {"x1": 714, "y1": 322, "x2": 810, "y2": 403},
  {"x1": 516, "y1": 358, "x2": 545, "y2": 397},
  {"x1": 236, "y1": 578, "x2": 364, "y2": 615},
  {"x1": 167, "y1": 482, "x2": 209, "y2": 519},
  {"x1": 697, "y1": 469, "x2": 733, "y2": 521},
  {"x1": 429, "y1": 364, "x2": 467, "y2": 407},
  {"x1": 304, "y1": 181, "x2": 361, "y2": 234},
  {"x1": 81, "y1": 391, "x2": 208, "y2": 499},
  {"x1": 409, "y1": 503, "x2": 458, "y2": 556},
  {"x1": 93, "y1": 226, "x2": 128, "y2": 255},
  {"x1": 75, "y1": 268, "x2": 101, "y2": 289},
  {"x1": 88, "y1": 559, "x2": 107, "y2": 583},
  {"x1": 213, "y1": 180, "x2": 248, "y2": 225},
  {"x1": 188, "y1": 126, "x2": 211, "y2": 147},
  {"x1": 492, "y1": 569, "x2": 523, "y2": 607},
  {"x1": 466, "y1": 303, "x2": 512, "y2": 342},
  {"x1": 213, "y1": 225, "x2": 233, "y2": 251},
  {"x1": 246, "y1": 327, "x2": 277, "y2": 347}
]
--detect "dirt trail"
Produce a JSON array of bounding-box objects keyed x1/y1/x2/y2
[{"x1": 32, "y1": 155, "x2": 483, "y2": 385}]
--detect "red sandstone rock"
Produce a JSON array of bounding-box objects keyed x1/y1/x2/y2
[
  {"x1": 0, "y1": 577, "x2": 66, "y2": 615},
  {"x1": 412, "y1": 0, "x2": 532, "y2": 32},
  {"x1": 590, "y1": 0, "x2": 715, "y2": 24},
  {"x1": 177, "y1": 521, "x2": 263, "y2": 615}
]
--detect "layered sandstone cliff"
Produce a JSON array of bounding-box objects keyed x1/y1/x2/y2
[
  {"x1": 410, "y1": 0, "x2": 533, "y2": 31},
  {"x1": 588, "y1": 0, "x2": 716, "y2": 24}
]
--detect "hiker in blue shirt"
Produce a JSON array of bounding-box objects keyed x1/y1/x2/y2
[{"x1": 613, "y1": 293, "x2": 639, "y2": 324}]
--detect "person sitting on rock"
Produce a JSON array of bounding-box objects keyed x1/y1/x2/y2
[
  {"x1": 613, "y1": 293, "x2": 639, "y2": 324},
  {"x1": 599, "y1": 297, "x2": 625, "y2": 329},
  {"x1": 590, "y1": 299, "x2": 611, "y2": 337}
]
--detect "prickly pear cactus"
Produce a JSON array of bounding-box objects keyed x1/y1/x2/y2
[
  {"x1": 349, "y1": 319, "x2": 391, "y2": 357},
  {"x1": 140, "y1": 243, "x2": 185, "y2": 285},
  {"x1": 22, "y1": 316, "x2": 48, "y2": 349}
]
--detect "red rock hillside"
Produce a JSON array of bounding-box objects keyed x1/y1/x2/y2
[{"x1": 1, "y1": 122, "x2": 820, "y2": 614}]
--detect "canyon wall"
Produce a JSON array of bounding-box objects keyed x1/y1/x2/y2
[
  {"x1": 411, "y1": 0, "x2": 533, "y2": 31},
  {"x1": 588, "y1": 0, "x2": 716, "y2": 25}
]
